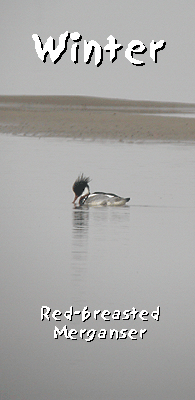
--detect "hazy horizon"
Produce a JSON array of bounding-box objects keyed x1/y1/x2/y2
[{"x1": 1, "y1": 1, "x2": 195, "y2": 103}]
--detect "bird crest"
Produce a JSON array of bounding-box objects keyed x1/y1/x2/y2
[{"x1": 72, "y1": 174, "x2": 90, "y2": 196}]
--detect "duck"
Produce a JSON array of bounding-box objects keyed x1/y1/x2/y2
[{"x1": 72, "y1": 174, "x2": 130, "y2": 206}]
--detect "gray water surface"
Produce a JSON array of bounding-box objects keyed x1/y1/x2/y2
[{"x1": 0, "y1": 134, "x2": 195, "y2": 400}]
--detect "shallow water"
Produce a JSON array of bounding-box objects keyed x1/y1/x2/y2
[{"x1": 0, "y1": 134, "x2": 195, "y2": 400}]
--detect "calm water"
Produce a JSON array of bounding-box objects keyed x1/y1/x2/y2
[{"x1": 0, "y1": 134, "x2": 195, "y2": 400}]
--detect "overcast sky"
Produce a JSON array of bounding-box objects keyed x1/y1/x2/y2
[{"x1": 1, "y1": 0, "x2": 195, "y2": 103}]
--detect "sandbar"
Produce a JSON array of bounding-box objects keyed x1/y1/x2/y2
[{"x1": 0, "y1": 95, "x2": 195, "y2": 141}]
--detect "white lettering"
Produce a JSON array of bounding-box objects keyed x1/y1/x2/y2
[
  {"x1": 125, "y1": 40, "x2": 147, "y2": 65},
  {"x1": 32, "y1": 32, "x2": 70, "y2": 63},
  {"x1": 84, "y1": 40, "x2": 103, "y2": 66},
  {"x1": 82, "y1": 306, "x2": 91, "y2": 322},
  {"x1": 104, "y1": 35, "x2": 123, "y2": 62},
  {"x1": 151, "y1": 306, "x2": 160, "y2": 321},
  {"x1": 70, "y1": 32, "x2": 82, "y2": 64},
  {"x1": 41, "y1": 306, "x2": 51, "y2": 321},
  {"x1": 150, "y1": 40, "x2": 166, "y2": 63}
]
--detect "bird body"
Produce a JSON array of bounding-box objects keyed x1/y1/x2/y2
[{"x1": 72, "y1": 174, "x2": 130, "y2": 206}]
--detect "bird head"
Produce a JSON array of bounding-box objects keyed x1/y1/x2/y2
[{"x1": 72, "y1": 174, "x2": 90, "y2": 204}]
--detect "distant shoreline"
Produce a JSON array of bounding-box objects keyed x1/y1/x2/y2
[{"x1": 0, "y1": 95, "x2": 195, "y2": 141}]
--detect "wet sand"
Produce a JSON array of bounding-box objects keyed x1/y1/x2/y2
[{"x1": 0, "y1": 95, "x2": 195, "y2": 141}]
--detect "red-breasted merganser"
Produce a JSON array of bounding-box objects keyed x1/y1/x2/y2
[{"x1": 72, "y1": 174, "x2": 130, "y2": 206}]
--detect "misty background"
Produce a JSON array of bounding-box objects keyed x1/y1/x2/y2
[{"x1": 1, "y1": 0, "x2": 195, "y2": 103}]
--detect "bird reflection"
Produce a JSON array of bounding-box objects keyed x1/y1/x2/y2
[
  {"x1": 71, "y1": 208, "x2": 89, "y2": 305},
  {"x1": 70, "y1": 206, "x2": 130, "y2": 306},
  {"x1": 72, "y1": 207, "x2": 89, "y2": 232}
]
